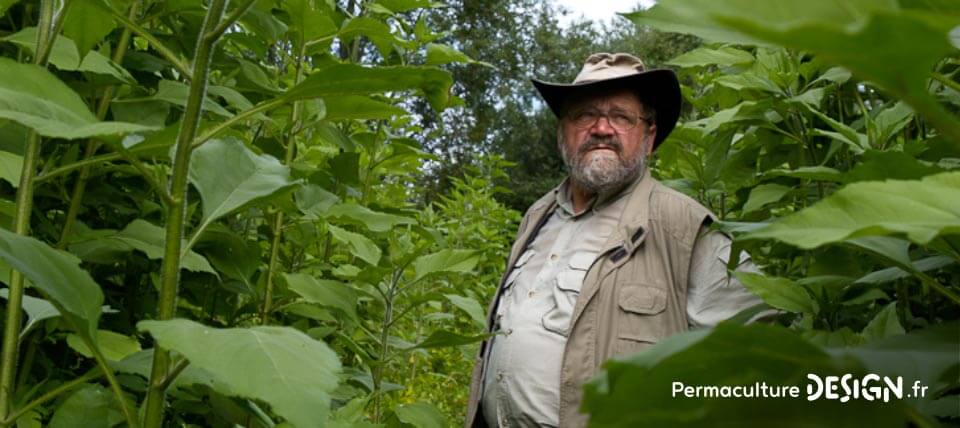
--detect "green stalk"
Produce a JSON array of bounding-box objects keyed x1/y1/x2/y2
[
  {"x1": 57, "y1": 0, "x2": 141, "y2": 249},
  {"x1": 141, "y1": 1, "x2": 229, "y2": 426},
  {"x1": 0, "y1": 0, "x2": 56, "y2": 419},
  {"x1": 108, "y1": 8, "x2": 193, "y2": 81},
  {"x1": 260, "y1": 40, "x2": 307, "y2": 325},
  {"x1": 0, "y1": 369, "x2": 102, "y2": 427}
]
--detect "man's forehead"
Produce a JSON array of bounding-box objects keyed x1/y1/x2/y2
[{"x1": 563, "y1": 88, "x2": 644, "y2": 111}]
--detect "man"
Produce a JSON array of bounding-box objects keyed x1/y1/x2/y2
[{"x1": 465, "y1": 53, "x2": 766, "y2": 427}]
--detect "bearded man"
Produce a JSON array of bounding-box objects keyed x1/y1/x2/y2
[{"x1": 465, "y1": 53, "x2": 767, "y2": 427}]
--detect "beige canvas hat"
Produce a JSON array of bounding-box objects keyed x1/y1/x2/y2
[{"x1": 532, "y1": 52, "x2": 681, "y2": 148}]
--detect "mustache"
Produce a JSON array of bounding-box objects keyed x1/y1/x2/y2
[{"x1": 577, "y1": 137, "x2": 622, "y2": 155}]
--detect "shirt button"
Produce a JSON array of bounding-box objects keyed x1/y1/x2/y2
[
  {"x1": 550, "y1": 254, "x2": 558, "y2": 261},
  {"x1": 527, "y1": 290, "x2": 535, "y2": 298},
  {"x1": 497, "y1": 373, "x2": 504, "y2": 381}
]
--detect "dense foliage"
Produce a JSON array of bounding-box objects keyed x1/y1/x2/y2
[
  {"x1": 0, "y1": 0, "x2": 957, "y2": 427},
  {"x1": 0, "y1": 0, "x2": 520, "y2": 426}
]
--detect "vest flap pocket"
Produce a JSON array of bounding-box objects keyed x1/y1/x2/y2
[{"x1": 617, "y1": 286, "x2": 666, "y2": 315}]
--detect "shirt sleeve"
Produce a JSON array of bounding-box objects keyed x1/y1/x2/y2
[{"x1": 685, "y1": 225, "x2": 765, "y2": 328}]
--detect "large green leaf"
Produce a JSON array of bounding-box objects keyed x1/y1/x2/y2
[
  {"x1": 325, "y1": 203, "x2": 415, "y2": 232},
  {"x1": 0, "y1": 150, "x2": 21, "y2": 187},
  {"x1": 322, "y1": 95, "x2": 407, "y2": 121},
  {"x1": 741, "y1": 183, "x2": 791, "y2": 214},
  {"x1": 411, "y1": 249, "x2": 478, "y2": 282},
  {"x1": 584, "y1": 323, "x2": 909, "y2": 427},
  {"x1": 284, "y1": 63, "x2": 453, "y2": 111},
  {"x1": 3, "y1": 28, "x2": 135, "y2": 83},
  {"x1": 734, "y1": 271, "x2": 818, "y2": 314},
  {"x1": 667, "y1": 46, "x2": 755, "y2": 68},
  {"x1": 67, "y1": 329, "x2": 142, "y2": 361},
  {"x1": 0, "y1": 58, "x2": 152, "y2": 139},
  {"x1": 626, "y1": 0, "x2": 960, "y2": 141},
  {"x1": 62, "y1": 0, "x2": 117, "y2": 58},
  {"x1": 68, "y1": 220, "x2": 217, "y2": 275},
  {"x1": 138, "y1": 319, "x2": 342, "y2": 427},
  {"x1": 328, "y1": 224, "x2": 381, "y2": 265},
  {"x1": 394, "y1": 402, "x2": 446, "y2": 428},
  {"x1": 49, "y1": 384, "x2": 125, "y2": 428},
  {"x1": 745, "y1": 172, "x2": 960, "y2": 248},
  {"x1": 0, "y1": 288, "x2": 59, "y2": 339},
  {"x1": 0, "y1": 228, "x2": 103, "y2": 339},
  {"x1": 283, "y1": 273, "x2": 358, "y2": 322},
  {"x1": 189, "y1": 138, "x2": 296, "y2": 233}
]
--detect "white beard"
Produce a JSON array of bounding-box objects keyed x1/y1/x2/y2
[{"x1": 561, "y1": 136, "x2": 646, "y2": 196}]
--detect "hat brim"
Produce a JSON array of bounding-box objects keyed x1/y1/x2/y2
[{"x1": 532, "y1": 69, "x2": 681, "y2": 149}]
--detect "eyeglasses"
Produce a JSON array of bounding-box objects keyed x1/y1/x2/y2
[{"x1": 566, "y1": 108, "x2": 653, "y2": 132}]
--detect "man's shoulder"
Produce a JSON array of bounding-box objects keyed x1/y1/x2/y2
[{"x1": 646, "y1": 178, "x2": 716, "y2": 220}]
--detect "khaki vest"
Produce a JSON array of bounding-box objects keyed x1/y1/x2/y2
[{"x1": 465, "y1": 172, "x2": 714, "y2": 427}]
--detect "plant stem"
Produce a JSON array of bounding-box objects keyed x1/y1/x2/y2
[
  {"x1": 57, "y1": 0, "x2": 142, "y2": 249},
  {"x1": 108, "y1": 8, "x2": 193, "y2": 81},
  {"x1": 81, "y1": 327, "x2": 139, "y2": 428},
  {"x1": 0, "y1": 369, "x2": 102, "y2": 427},
  {"x1": 261, "y1": 40, "x2": 306, "y2": 325},
  {"x1": 142, "y1": 1, "x2": 229, "y2": 426},
  {"x1": 0, "y1": 0, "x2": 56, "y2": 418}
]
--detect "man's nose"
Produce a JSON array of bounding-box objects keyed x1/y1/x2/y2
[{"x1": 589, "y1": 115, "x2": 616, "y2": 136}]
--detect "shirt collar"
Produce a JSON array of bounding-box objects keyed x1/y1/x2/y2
[{"x1": 554, "y1": 169, "x2": 647, "y2": 219}]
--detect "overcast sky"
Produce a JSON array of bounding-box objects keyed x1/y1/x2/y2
[{"x1": 554, "y1": 0, "x2": 657, "y2": 27}]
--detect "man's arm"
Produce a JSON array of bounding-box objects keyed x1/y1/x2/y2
[{"x1": 686, "y1": 226, "x2": 774, "y2": 328}]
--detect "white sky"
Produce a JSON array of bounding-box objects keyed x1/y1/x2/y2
[{"x1": 554, "y1": 0, "x2": 657, "y2": 27}]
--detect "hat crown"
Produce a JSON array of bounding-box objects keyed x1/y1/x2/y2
[{"x1": 573, "y1": 53, "x2": 647, "y2": 84}]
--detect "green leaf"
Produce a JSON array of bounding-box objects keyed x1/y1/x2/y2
[
  {"x1": 855, "y1": 256, "x2": 953, "y2": 284},
  {"x1": 328, "y1": 224, "x2": 382, "y2": 265},
  {"x1": 67, "y1": 329, "x2": 142, "y2": 361},
  {"x1": 0, "y1": 288, "x2": 59, "y2": 339},
  {"x1": 741, "y1": 183, "x2": 791, "y2": 214},
  {"x1": 667, "y1": 46, "x2": 755, "y2": 68},
  {"x1": 412, "y1": 249, "x2": 478, "y2": 282},
  {"x1": 295, "y1": 185, "x2": 340, "y2": 218},
  {"x1": 62, "y1": 0, "x2": 117, "y2": 58},
  {"x1": 394, "y1": 402, "x2": 446, "y2": 428},
  {"x1": 0, "y1": 150, "x2": 21, "y2": 187},
  {"x1": 860, "y1": 302, "x2": 905, "y2": 341},
  {"x1": 285, "y1": 63, "x2": 453, "y2": 111},
  {"x1": 0, "y1": 228, "x2": 103, "y2": 339},
  {"x1": 283, "y1": 273, "x2": 358, "y2": 322},
  {"x1": 734, "y1": 271, "x2": 817, "y2": 314},
  {"x1": 339, "y1": 16, "x2": 408, "y2": 57},
  {"x1": 283, "y1": 0, "x2": 337, "y2": 44},
  {"x1": 3, "y1": 28, "x2": 135, "y2": 83},
  {"x1": 49, "y1": 384, "x2": 125, "y2": 428},
  {"x1": 189, "y1": 138, "x2": 296, "y2": 232},
  {"x1": 425, "y1": 43, "x2": 492, "y2": 67},
  {"x1": 150, "y1": 80, "x2": 233, "y2": 117},
  {"x1": 745, "y1": 172, "x2": 960, "y2": 248},
  {"x1": 375, "y1": 0, "x2": 436, "y2": 13},
  {"x1": 444, "y1": 294, "x2": 486, "y2": 327},
  {"x1": 323, "y1": 95, "x2": 407, "y2": 121},
  {"x1": 325, "y1": 203, "x2": 415, "y2": 232},
  {"x1": 627, "y1": 0, "x2": 960, "y2": 141},
  {"x1": 584, "y1": 323, "x2": 908, "y2": 427},
  {"x1": 762, "y1": 165, "x2": 844, "y2": 182},
  {"x1": 0, "y1": 57, "x2": 155, "y2": 139},
  {"x1": 411, "y1": 330, "x2": 488, "y2": 349},
  {"x1": 69, "y1": 219, "x2": 217, "y2": 275},
  {"x1": 194, "y1": 224, "x2": 261, "y2": 284},
  {"x1": 138, "y1": 319, "x2": 342, "y2": 427}
]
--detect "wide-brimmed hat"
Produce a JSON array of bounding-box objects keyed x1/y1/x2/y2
[{"x1": 532, "y1": 52, "x2": 681, "y2": 149}]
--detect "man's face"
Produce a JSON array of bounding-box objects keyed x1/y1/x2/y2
[{"x1": 559, "y1": 89, "x2": 656, "y2": 195}]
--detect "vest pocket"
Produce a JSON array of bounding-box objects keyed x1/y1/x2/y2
[{"x1": 614, "y1": 285, "x2": 667, "y2": 355}]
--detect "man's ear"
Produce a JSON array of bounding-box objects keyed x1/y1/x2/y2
[{"x1": 645, "y1": 126, "x2": 657, "y2": 156}]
